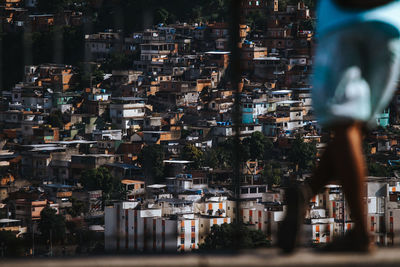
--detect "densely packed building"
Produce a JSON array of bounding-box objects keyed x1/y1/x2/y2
[{"x1": 2, "y1": 0, "x2": 400, "y2": 256}]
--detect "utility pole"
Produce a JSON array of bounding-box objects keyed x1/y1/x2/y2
[{"x1": 229, "y1": 0, "x2": 243, "y2": 250}]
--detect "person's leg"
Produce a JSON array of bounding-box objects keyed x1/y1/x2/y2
[
  {"x1": 329, "y1": 123, "x2": 368, "y2": 239},
  {"x1": 307, "y1": 141, "x2": 337, "y2": 195},
  {"x1": 309, "y1": 123, "x2": 367, "y2": 236}
]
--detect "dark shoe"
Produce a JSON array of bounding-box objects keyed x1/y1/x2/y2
[
  {"x1": 277, "y1": 184, "x2": 312, "y2": 253},
  {"x1": 317, "y1": 230, "x2": 374, "y2": 253}
]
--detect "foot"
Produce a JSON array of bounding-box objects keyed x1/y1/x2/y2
[
  {"x1": 317, "y1": 230, "x2": 374, "y2": 253},
  {"x1": 277, "y1": 184, "x2": 311, "y2": 253}
]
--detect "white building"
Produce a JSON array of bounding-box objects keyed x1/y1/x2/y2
[
  {"x1": 105, "y1": 202, "x2": 199, "y2": 252},
  {"x1": 92, "y1": 129, "x2": 122, "y2": 141},
  {"x1": 109, "y1": 97, "x2": 147, "y2": 131}
]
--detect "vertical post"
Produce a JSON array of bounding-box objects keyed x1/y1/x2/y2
[
  {"x1": 83, "y1": 7, "x2": 94, "y2": 83},
  {"x1": 32, "y1": 224, "x2": 35, "y2": 256},
  {"x1": 0, "y1": 22, "x2": 3, "y2": 91},
  {"x1": 229, "y1": 0, "x2": 243, "y2": 250},
  {"x1": 23, "y1": 21, "x2": 33, "y2": 71},
  {"x1": 53, "y1": 26, "x2": 64, "y2": 64},
  {"x1": 50, "y1": 228, "x2": 53, "y2": 257},
  {"x1": 342, "y1": 191, "x2": 345, "y2": 236}
]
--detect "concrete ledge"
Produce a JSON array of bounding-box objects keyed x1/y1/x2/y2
[{"x1": 2, "y1": 248, "x2": 400, "y2": 267}]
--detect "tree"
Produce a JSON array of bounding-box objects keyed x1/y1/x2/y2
[
  {"x1": 80, "y1": 167, "x2": 122, "y2": 201},
  {"x1": 262, "y1": 161, "x2": 282, "y2": 187},
  {"x1": 199, "y1": 86, "x2": 212, "y2": 106},
  {"x1": 288, "y1": 137, "x2": 317, "y2": 171},
  {"x1": 182, "y1": 144, "x2": 204, "y2": 169},
  {"x1": 202, "y1": 0, "x2": 229, "y2": 21},
  {"x1": 242, "y1": 131, "x2": 273, "y2": 160},
  {"x1": 155, "y1": 8, "x2": 170, "y2": 24},
  {"x1": 138, "y1": 144, "x2": 165, "y2": 184},
  {"x1": 39, "y1": 206, "x2": 66, "y2": 244},
  {"x1": 246, "y1": 10, "x2": 268, "y2": 31},
  {"x1": 48, "y1": 110, "x2": 64, "y2": 129},
  {"x1": 368, "y1": 162, "x2": 392, "y2": 177},
  {"x1": 0, "y1": 231, "x2": 26, "y2": 257},
  {"x1": 202, "y1": 148, "x2": 219, "y2": 169},
  {"x1": 78, "y1": 64, "x2": 105, "y2": 88},
  {"x1": 37, "y1": 0, "x2": 70, "y2": 13},
  {"x1": 299, "y1": 18, "x2": 316, "y2": 31},
  {"x1": 216, "y1": 138, "x2": 243, "y2": 168},
  {"x1": 67, "y1": 197, "x2": 89, "y2": 217},
  {"x1": 101, "y1": 52, "x2": 137, "y2": 72},
  {"x1": 200, "y1": 223, "x2": 270, "y2": 250}
]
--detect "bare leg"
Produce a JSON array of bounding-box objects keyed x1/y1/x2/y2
[
  {"x1": 308, "y1": 144, "x2": 337, "y2": 195},
  {"x1": 278, "y1": 123, "x2": 369, "y2": 253},
  {"x1": 330, "y1": 123, "x2": 368, "y2": 237},
  {"x1": 309, "y1": 123, "x2": 368, "y2": 239}
]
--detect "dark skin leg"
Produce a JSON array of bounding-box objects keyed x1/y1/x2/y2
[{"x1": 308, "y1": 123, "x2": 368, "y2": 239}]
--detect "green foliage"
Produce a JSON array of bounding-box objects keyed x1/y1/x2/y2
[
  {"x1": 279, "y1": 0, "x2": 316, "y2": 11},
  {"x1": 138, "y1": 144, "x2": 165, "y2": 184},
  {"x1": 262, "y1": 161, "x2": 282, "y2": 186},
  {"x1": 155, "y1": 8, "x2": 170, "y2": 24},
  {"x1": 202, "y1": 148, "x2": 219, "y2": 169},
  {"x1": 288, "y1": 137, "x2": 316, "y2": 171},
  {"x1": 246, "y1": 10, "x2": 268, "y2": 31},
  {"x1": 181, "y1": 129, "x2": 191, "y2": 139},
  {"x1": 37, "y1": 0, "x2": 70, "y2": 13},
  {"x1": 48, "y1": 110, "x2": 64, "y2": 129},
  {"x1": 67, "y1": 197, "x2": 89, "y2": 217},
  {"x1": 299, "y1": 18, "x2": 316, "y2": 31},
  {"x1": 182, "y1": 144, "x2": 204, "y2": 169},
  {"x1": 80, "y1": 167, "x2": 122, "y2": 200},
  {"x1": 1, "y1": 25, "x2": 84, "y2": 91},
  {"x1": 202, "y1": 134, "x2": 273, "y2": 170},
  {"x1": 78, "y1": 64, "x2": 105, "y2": 88},
  {"x1": 242, "y1": 131, "x2": 273, "y2": 160},
  {"x1": 199, "y1": 86, "x2": 212, "y2": 105},
  {"x1": 216, "y1": 138, "x2": 240, "y2": 168},
  {"x1": 0, "y1": 231, "x2": 26, "y2": 257},
  {"x1": 368, "y1": 162, "x2": 392, "y2": 177},
  {"x1": 199, "y1": 223, "x2": 270, "y2": 250},
  {"x1": 1, "y1": 32, "x2": 25, "y2": 90},
  {"x1": 202, "y1": 0, "x2": 229, "y2": 22},
  {"x1": 100, "y1": 52, "x2": 138, "y2": 73},
  {"x1": 93, "y1": 0, "x2": 229, "y2": 33},
  {"x1": 39, "y1": 206, "x2": 66, "y2": 244}
]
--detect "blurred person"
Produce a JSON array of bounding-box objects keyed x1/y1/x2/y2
[{"x1": 278, "y1": 0, "x2": 400, "y2": 253}]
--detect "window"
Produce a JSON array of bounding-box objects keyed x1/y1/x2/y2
[
  {"x1": 250, "y1": 187, "x2": 257, "y2": 193},
  {"x1": 191, "y1": 226, "x2": 195, "y2": 232},
  {"x1": 191, "y1": 237, "x2": 195, "y2": 244},
  {"x1": 181, "y1": 237, "x2": 185, "y2": 244}
]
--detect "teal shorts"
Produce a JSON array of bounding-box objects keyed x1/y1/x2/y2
[{"x1": 312, "y1": 22, "x2": 400, "y2": 128}]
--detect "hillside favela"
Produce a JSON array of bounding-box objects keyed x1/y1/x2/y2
[{"x1": 1, "y1": 0, "x2": 400, "y2": 261}]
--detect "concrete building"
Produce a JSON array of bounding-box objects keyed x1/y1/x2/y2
[{"x1": 105, "y1": 202, "x2": 199, "y2": 252}]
